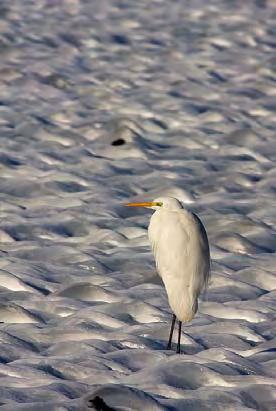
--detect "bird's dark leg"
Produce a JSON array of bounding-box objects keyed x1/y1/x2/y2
[
  {"x1": 177, "y1": 321, "x2": 182, "y2": 354},
  {"x1": 166, "y1": 314, "x2": 176, "y2": 350}
]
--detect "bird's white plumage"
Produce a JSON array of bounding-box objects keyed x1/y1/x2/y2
[{"x1": 148, "y1": 197, "x2": 210, "y2": 322}]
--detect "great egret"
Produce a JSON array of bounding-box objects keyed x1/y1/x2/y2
[{"x1": 126, "y1": 197, "x2": 210, "y2": 354}]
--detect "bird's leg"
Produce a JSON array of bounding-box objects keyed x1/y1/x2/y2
[
  {"x1": 166, "y1": 314, "x2": 176, "y2": 350},
  {"x1": 177, "y1": 321, "x2": 182, "y2": 354}
]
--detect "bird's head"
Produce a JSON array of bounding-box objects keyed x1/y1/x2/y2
[{"x1": 125, "y1": 196, "x2": 183, "y2": 211}]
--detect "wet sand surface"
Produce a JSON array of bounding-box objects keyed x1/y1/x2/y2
[{"x1": 0, "y1": 1, "x2": 276, "y2": 410}]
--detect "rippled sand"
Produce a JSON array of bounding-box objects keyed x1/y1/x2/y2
[{"x1": 0, "y1": 1, "x2": 276, "y2": 410}]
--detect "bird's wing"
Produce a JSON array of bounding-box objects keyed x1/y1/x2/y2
[{"x1": 191, "y1": 212, "x2": 211, "y2": 291}]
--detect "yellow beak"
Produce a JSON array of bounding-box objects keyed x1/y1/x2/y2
[{"x1": 125, "y1": 202, "x2": 160, "y2": 207}]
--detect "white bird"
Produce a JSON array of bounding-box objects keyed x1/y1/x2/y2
[{"x1": 126, "y1": 196, "x2": 210, "y2": 353}]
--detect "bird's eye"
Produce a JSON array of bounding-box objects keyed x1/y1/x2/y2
[{"x1": 156, "y1": 202, "x2": 163, "y2": 207}]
